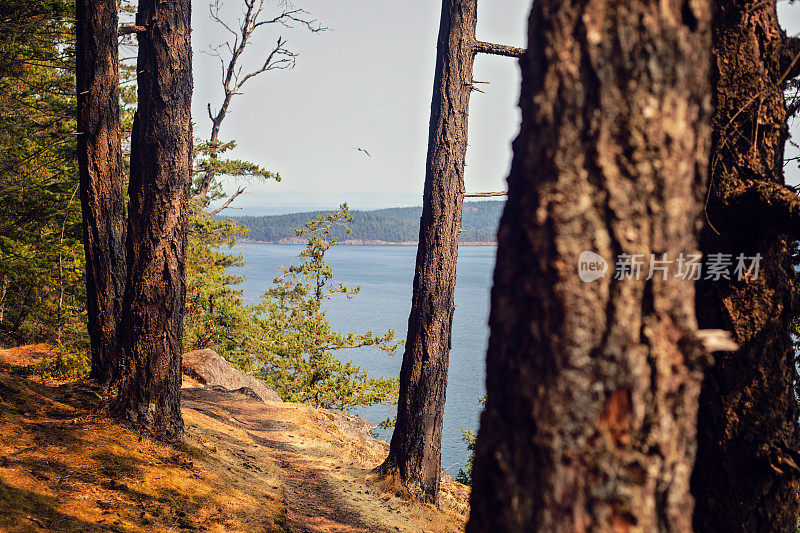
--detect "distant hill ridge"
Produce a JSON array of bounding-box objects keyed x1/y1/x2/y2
[{"x1": 229, "y1": 200, "x2": 504, "y2": 244}]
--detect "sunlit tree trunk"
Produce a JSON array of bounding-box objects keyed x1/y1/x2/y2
[
  {"x1": 377, "y1": 0, "x2": 477, "y2": 502},
  {"x1": 467, "y1": 1, "x2": 712, "y2": 530},
  {"x1": 76, "y1": 0, "x2": 126, "y2": 385},
  {"x1": 379, "y1": 0, "x2": 524, "y2": 503},
  {"x1": 114, "y1": 0, "x2": 193, "y2": 439}
]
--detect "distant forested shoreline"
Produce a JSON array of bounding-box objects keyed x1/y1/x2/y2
[{"x1": 228, "y1": 200, "x2": 504, "y2": 244}]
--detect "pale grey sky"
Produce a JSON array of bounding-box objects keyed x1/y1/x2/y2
[
  {"x1": 780, "y1": 3, "x2": 800, "y2": 189},
  {"x1": 192, "y1": 1, "x2": 529, "y2": 214},
  {"x1": 192, "y1": 1, "x2": 800, "y2": 215}
]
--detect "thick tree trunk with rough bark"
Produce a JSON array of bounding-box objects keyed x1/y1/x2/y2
[
  {"x1": 467, "y1": 1, "x2": 712, "y2": 530},
  {"x1": 691, "y1": 2, "x2": 800, "y2": 530},
  {"x1": 378, "y1": 0, "x2": 477, "y2": 502},
  {"x1": 76, "y1": 0, "x2": 126, "y2": 386},
  {"x1": 113, "y1": 0, "x2": 193, "y2": 439}
]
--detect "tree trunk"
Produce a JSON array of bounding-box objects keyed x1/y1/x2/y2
[
  {"x1": 76, "y1": 0, "x2": 126, "y2": 386},
  {"x1": 114, "y1": 0, "x2": 193, "y2": 439},
  {"x1": 691, "y1": 2, "x2": 800, "y2": 530},
  {"x1": 378, "y1": 0, "x2": 477, "y2": 502},
  {"x1": 467, "y1": 1, "x2": 712, "y2": 531},
  {"x1": 0, "y1": 275, "x2": 7, "y2": 324}
]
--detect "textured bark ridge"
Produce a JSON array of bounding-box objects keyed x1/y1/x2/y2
[
  {"x1": 76, "y1": 0, "x2": 126, "y2": 386},
  {"x1": 467, "y1": 1, "x2": 712, "y2": 531},
  {"x1": 114, "y1": 0, "x2": 193, "y2": 439},
  {"x1": 378, "y1": 0, "x2": 477, "y2": 502},
  {"x1": 691, "y1": 2, "x2": 800, "y2": 530}
]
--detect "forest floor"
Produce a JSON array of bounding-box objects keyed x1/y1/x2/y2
[{"x1": 0, "y1": 345, "x2": 469, "y2": 532}]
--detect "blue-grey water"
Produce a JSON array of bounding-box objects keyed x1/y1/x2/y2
[{"x1": 231, "y1": 243, "x2": 495, "y2": 477}]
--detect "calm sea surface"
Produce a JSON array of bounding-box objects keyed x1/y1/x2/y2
[{"x1": 231, "y1": 243, "x2": 495, "y2": 477}]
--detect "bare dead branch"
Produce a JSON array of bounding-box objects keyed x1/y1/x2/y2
[
  {"x1": 118, "y1": 25, "x2": 146, "y2": 36},
  {"x1": 253, "y1": 9, "x2": 327, "y2": 33},
  {"x1": 234, "y1": 37, "x2": 296, "y2": 91},
  {"x1": 198, "y1": 0, "x2": 324, "y2": 204},
  {"x1": 781, "y1": 36, "x2": 800, "y2": 82},
  {"x1": 209, "y1": 0, "x2": 239, "y2": 40},
  {"x1": 474, "y1": 41, "x2": 525, "y2": 58},
  {"x1": 788, "y1": 92, "x2": 800, "y2": 119},
  {"x1": 208, "y1": 187, "x2": 246, "y2": 217},
  {"x1": 465, "y1": 191, "x2": 507, "y2": 198}
]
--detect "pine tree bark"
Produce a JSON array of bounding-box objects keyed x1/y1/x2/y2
[
  {"x1": 691, "y1": 2, "x2": 800, "y2": 530},
  {"x1": 76, "y1": 0, "x2": 126, "y2": 386},
  {"x1": 377, "y1": 0, "x2": 477, "y2": 502},
  {"x1": 113, "y1": 0, "x2": 193, "y2": 439},
  {"x1": 467, "y1": 1, "x2": 712, "y2": 530}
]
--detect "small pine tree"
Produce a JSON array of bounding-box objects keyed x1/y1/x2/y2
[
  {"x1": 456, "y1": 395, "x2": 485, "y2": 485},
  {"x1": 455, "y1": 428, "x2": 476, "y2": 485},
  {"x1": 186, "y1": 203, "x2": 401, "y2": 411},
  {"x1": 256, "y1": 205, "x2": 401, "y2": 410}
]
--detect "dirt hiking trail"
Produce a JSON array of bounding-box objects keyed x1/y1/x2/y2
[{"x1": 0, "y1": 345, "x2": 469, "y2": 532}]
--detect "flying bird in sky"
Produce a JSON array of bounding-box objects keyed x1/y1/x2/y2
[{"x1": 350, "y1": 147, "x2": 372, "y2": 157}]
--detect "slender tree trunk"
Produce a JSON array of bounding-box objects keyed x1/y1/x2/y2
[
  {"x1": 467, "y1": 1, "x2": 712, "y2": 530},
  {"x1": 76, "y1": 0, "x2": 126, "y2": 385},
  {"x1": 691, "y1": 2, "x2": 800, "y2": 530},
  {"x1": 0, "y1": 275, "x2": 7, "y2": 324},
  {"x1": 114, "y1": 0, "x2": 193, "y2": 439},
  {"x1": 377, "y1": 0, "x2": 477, "y2": 502},
  {"x1": 379, "y1": 0, "x2": 522, "y2": 502}
]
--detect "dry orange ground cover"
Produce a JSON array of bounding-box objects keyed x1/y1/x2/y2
[
  {"x1": 0, "y1": 370, "x2": 286, "y2": 532},
  {"x1": 0, "y1": 347, "x2": 469, "y2": 532}
]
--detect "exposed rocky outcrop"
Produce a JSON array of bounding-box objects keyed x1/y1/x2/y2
[{"x1": 182, "y1": 348, "x2": 282, "y2": 403}]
